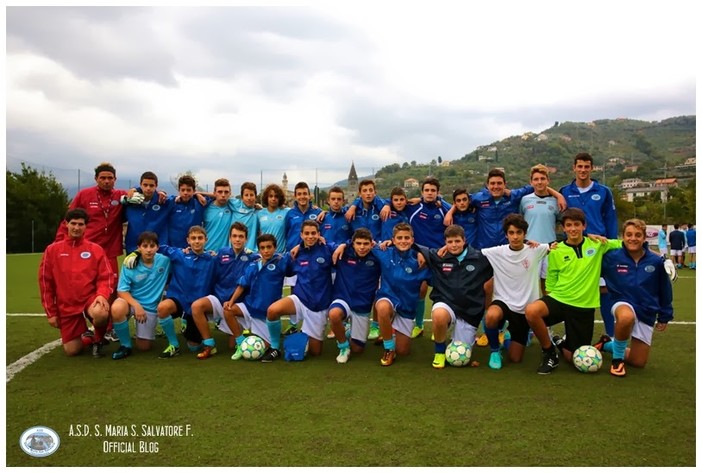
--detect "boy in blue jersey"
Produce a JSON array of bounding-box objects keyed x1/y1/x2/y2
[
  {"x1": 449, "y1": 188, "x2": 478, "y2": 248},
  {"x1": 598, "y1": 219, "x2": 673, "y2": 377},
  {"x1": 559, "y1": 152, "x2": 619, "y2": 337},
  {"x1": 320, "y1": 186, "x2": 352, "y2": 245},
  {"x1": 230, "y1": 182, "x2": 260, "y2": 252},
  {"x1": 327, "y1": 228, "x2": 382, "y2": 363},
  {"x1": 122, "y1": 172, "x2": 173, "y2": 253},
  {"x1": 190, "y1": 222, "x2": 257, "y2": 360},
  {"x1": 374, "y1": 223, "x2": 432, "y2": 366},
  {"x1": 345, "y1": 179, "x2": 384, "y2": 241},
  {"x1": 685, "y1": 223, "x2": 695, "y2": 269},
  {"x1": 257, "y1": 184, "x2": 289, "y2": 252},
  {"x1": 262, "y1": 220, "x2": 335, "y2": 361},
  {"x1": 110, "y1": 231, "x2": 171, "y2": 360},
  {"x1": 222, "y1": 233, "x2": 292, "y2": 360},
  {"x1": 155, "y1": 226, "x2": 217, "y2": 359},
  {"x1": 168, "y1": 175, "x2": 207, "y2": 249},
  {"x1": 202, "y1": 178, "x2": 235, "y2": 252}
]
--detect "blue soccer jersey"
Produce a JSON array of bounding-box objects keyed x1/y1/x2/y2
[
  {"x1": 168, "y1": 194, "x2": 207, "y2": 249},
  {"x1": 407, "y1": 198, "x2": 452, "y2": 249},
  {"x1": 290, "y1": 242, "x2": 336, "y2": 311},
  {"x1": 373, "y1": 246, "x2": 431, "y2": 319},
  {"x1": 212, "y1": 247, "x2": 259, "y2": 303},
  {"x1": 332, "y1": 245, "x2": 382, "y2": 314},
  {"x1": 229, "y1": 198, "x2": 259, "y2": 252},
  {"x1": 320, "y1": 208, "x2": 353, "y2": 246},
  {"x1": 350, "y1": 195, "x2": 384, "y2": 241},
  {"x1": 452, "y1": 209, "x2": 479, "y2": 249},
  {"x1": 124, "y1": 194, "x2": 173, "y2": 253},
  {"x1": 204, "y1": 202, "x2": 234, "y2": 252},
  {"x1": 520, "y1": 192, "x2": 559, "y2": 243},
  {"x1": 159, "y1": 246, "x2": 216, "y2": 310},
  {"x1": 117, "y1": 253, "x2": 171, "y2": 312},
  {"x1": 381, "y1": 206, "x2": 410, "y2": 242},
  {"x1": 284, "y1": 202, "x2": 323, "y2": 251},
  {"x1": 237, "y1": 253, "x2": 292, "y2": 320},
  {"x1": 559, "y1": 179, "x2": 618, "y2": 238},
  {"x1": 472, "y1": 185, "x2": 533, "y2": 249},
  {"x1": 257, "y1": 207, "x2": 289, "y2": 252}
]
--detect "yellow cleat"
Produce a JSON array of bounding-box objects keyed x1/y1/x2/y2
[
  {"x1": 432, "y1": 353, "x2": 446, "y2": 369},
  {"x1": 411, "y1": 327, "x2": 424, "y2": 338},
  {"x1": 476, "y1": 333, "x2": 489, "y2": 347}
]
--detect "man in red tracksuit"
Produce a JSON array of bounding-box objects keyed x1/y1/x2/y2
[{"x1": 40, "y1": 208, "x2": 114, "y2": 357}]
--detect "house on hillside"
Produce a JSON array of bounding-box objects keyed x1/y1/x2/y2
[
  {"x1": 622, "y1": 185, "x2": 669, "y2": 203},
  {"x1": 620, "y1": 178, "x2": 645, "y2": 189},
  {"x1": 624, "y1": 165, "x2": 639, "y2": 173},
  {"x1": 404, "y1": 178, "x2": 419, "y2": 188},
  {"x1": 654, "y1": 177, "x2": 678, "y2": 188}
]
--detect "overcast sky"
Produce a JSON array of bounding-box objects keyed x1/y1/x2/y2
[{"x1": 4, "y1": 3, "x2": 697, "y2": 194}]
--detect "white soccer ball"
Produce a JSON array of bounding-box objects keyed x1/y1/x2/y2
[
  {"x1": 445, "y1": 341, "x2": 472, "y2": 367},
  {"x1": 572, "y1": 345, "x2": 603, "y2": 373},
  {"x1": 240, "y1": 335, "x2": 266, "y2": 360}
]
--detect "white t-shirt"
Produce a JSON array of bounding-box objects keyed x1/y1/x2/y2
[{"x1": 481, "y1": 244, "x2": 549, "y2": 313}]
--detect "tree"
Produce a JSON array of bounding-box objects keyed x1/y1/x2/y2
[
  {"x1": 437, "y1": 156, "x2": 442, "y2": 164},
  {"x1": 6, "y1": 163, "x2": 70, "y2": 253}
]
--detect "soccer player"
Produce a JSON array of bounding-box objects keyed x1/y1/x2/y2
[
  {"x1": 559, "y1": 152, "x2": 619, "y2": 337},
  {"x1": 262, "y1": 220, "x2": 335, "y2": 361},
  {"x1": 685, "y1": 223, "x2": 696, "y2": 269},
  {"x1": 222, "y1": 233, "x2": 292, "y2": 360},
  {"x1": 668, "y1": 224, "x2": 687, "y2": 269},
  {"x1": 374, "y1": 223, "x2": 432, "y2": 366},
  {"x1": 380, "y1": 187, "x2": 411, "y2": 242},
  {"x1": 168, "y1": 175, "x2": 207, "y2": 249},
  {"x1": 39, "y1": 208, "x2": 114, "y2": 357},
  {"x1": 202, "y1": 178, "x2": 234, "y2": 252},
  {"x1": 657, "y1": 224, "x2": 668, "y2": 257},
  {"x1": 189, "y1": 222, "x2": 257, "y2": 359},
  {"x1": 480, "y1": 215, "x2": 549, "y2": 369},
  {"x1": 598, "y1": 218, "x2": 673, "y2": 377},
  {"x1": 449, "y1": 188, "x2": 478, "y2": 248},
  {"x1": 524, "y1": 208, "x2": 622, "y2": 375},
  {"x1": 230, "y1": 182, "x2": 260, "y2": 251},
  {"x1": 320, "y1": 186, "x2": 352, "y2": 245},
  {"x1": 155, "y1": 225, "x2": 217, "y2": 358},
  {"x1": 346, "y1": 179, "x2": 384, "y2": 241},
  {"x1": 327, "y1": 228, "x2": 382, "y2": 363},
  {"x1": 110, "y1": 231, "x2": 171, "y2": 360},
  {"x1": 123, "y1": 171, "x2": 173, "y2": 253},
  {"x1": 257, "y1": 183, "x2": 289, "y2": 252},
  {"x1": 414, "y1": 225, "x2": 493, "y2": 369}
]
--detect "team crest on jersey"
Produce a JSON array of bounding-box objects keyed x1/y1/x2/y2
[
  {"x1": 645, "y1": 265, "x2": 656, "y2": 273},
  {"x1": 190, "y1": 209, "x2": 195, "y2": 214},
  {"x1": 365, "y1": 260, "x2": 375, "y2": 266},
  {"x1": 152, "y1": 204, "x2": 161, "y2": 211},
  {"x1": 80, "y1": 252, "x2": 91, "y2": 259},
  {"x1": 521, "y1": 260, "x2": 530, "y2": 270},
  {"x1": 276, "y1": 215, "x2": 283, "y2": 220},
  {"x1": 466, "y1": 265, "x2": 475, "y2": 272},
  {"x1": 342, "y1": 224, "x2": 349, "y2": 230},
  {"x1": 434, "y1": 214, "x2": 441, "y2": 220},
  {"x1": 405, "y1": 267, "x2": 413, "y2": 274},
  {"x1": 372, "y1": 214, "x2": 380, "y2": 220},
  {"x1": 241, "y1": 255, "x2": 249, "y2": 262},
  {"x1": 585, "y1": 248, "x2": 596, "y2": 257},
  {"x1": 158, "y1": 267, "x2": 166, "y2": 273},
  {"x1": 591, "y1": 194, "x2": 601, "y2": 201},
  {"x1": 310, "y1": 213, "x2": 319, "y2": 219},
  {"x1": 316, "y1": 257, "x2": 326, "y2": 264},
  {"x1": 267, "y1": 264, "x2": 276, "y2": 271},
  {"x1": 111, "y1": 200, "x2": 120, "y2": 206}
]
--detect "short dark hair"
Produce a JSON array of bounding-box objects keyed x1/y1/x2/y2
[
  {"x1": 561, "y1": 208, "x2": 586, "y2": 225},
  {"x1": 294, "y1": 182, "x2": 309, "y2": 193},
  {"x1": 574, "y1": 152, "x2": 593, "y2": 166},
  {"x1": 65, "y1": 208, "x2": 89, "y2": 223},
  {"x1": 392, "y1": 222, "x2": 413, "y2": 237},
  {"x1": 140, "y1": 171, "x2": 158, "y2": 185},
  {"x1": 240, "y1": 181, "x2": 257, "y2": 196},
  {"x1": 301, "y1": 219, "x2": 319, "y2": 232},
  {"x1": 487, "y1": 168, "x2": 505, "y2": 183},
  {"x1": 230, "y1": 221, "x2": 248, "y2": 237},
  {"x1": 214, "y1": 178, "x2": 230, "y2": 189},
  {"x1": 358, "y1": 179, "x2": 375, "y2": 192},
  {"x1": 390, "y1": 187, "x2": 406, "y2": 198},
  {"x1": 328, "y1": 186, "x2": 345, "y2": 197},
  {"x1": 352, "y1": 228, "x2": 373, "y2": 242},
  {"x1": 261, "y1": 183, "x2": 286, "y2": 207},
  {"x1": 178, "y1": 175, "x2": 196, "y2": 190},
  {"x1": 257, "y1": 233, "x2": 277, "y2": 248},
  {"x1": 94, "y1": 162, "x2": 116, "y2": 178},
  {"x1": 188, "y1": 225, "x2": 208, "y2": 237},
  {"x1": 137, "y1": 231, "x2": 159, "y2": 246},
  {"x1": 502, "y1": 213, "x2": 528, "y2": 234},
  {"x1": 422, "y1": 177, "x2": 440, "y2": 192},
  {"x1": 452, "y1": 187, "x2": 469, "y2": 201},
  {"x1": 444, "y1": 224, "x2": 465, "y2": 240}
]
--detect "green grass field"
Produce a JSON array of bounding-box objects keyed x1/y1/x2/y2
[{"x1": 5, "y1": 254, "x2": 696, "y2": 466}]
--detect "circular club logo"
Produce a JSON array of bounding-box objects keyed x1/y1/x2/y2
[{"x1": 19, "y1": 426, "x2": 60, "y2": 457}]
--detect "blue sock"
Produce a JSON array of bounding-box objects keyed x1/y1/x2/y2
[
  {"x1": 337, "y1": 340, "x2": 350, "y2": 350},
  {"x1": 113, "y1": 319, "x2": 132, "y2": 348},
  {"x1": 203, "y1": 337, "x2": 215, "y2": 347},
  {"x1": 158, "y1": 317, "x2": 179, "y2": 348},
  {"x1": 383, "y1": 336, "x2": 396, "y2": 351},
  {"x1": 485, "y1": 327, "x2": 500, "y2": 350},
  {"x1": 434, "y1": 341, "x2": 447, "y2": 354},
  {"x1": 612, "y1": 338, "x2": 627, "y2": 360},
  {"x1": 600, "y1": 292, "x2": 615, "y2": 336},
  {"x1": 602, "y1": 341, "x2": 613, "y2": 353},
  {"x1": 235, "y1": 335, "x2": 246, "y2": 347},
  {"x1": 415, "y1": 299, "x2": 425, "y2": 329},
  {"x1": 267, "y1": 319, "x2": 282, "y2": 349}
]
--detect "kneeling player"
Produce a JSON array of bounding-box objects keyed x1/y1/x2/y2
[{"x1": 598, "y1": 218, "x2": 673, "y2": 377}]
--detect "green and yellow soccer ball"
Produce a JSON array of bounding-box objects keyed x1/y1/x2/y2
[
  {"x1": 445, "y1": 341, "x2": 472, "y2": 367},
  {"x1": 572, "y1": 345, "x2": 603, "y2": 373},
  {"x1": 240, "y1": 335, "x2": 266, "y2": 360}
]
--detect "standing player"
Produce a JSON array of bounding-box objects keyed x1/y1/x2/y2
[
  {"x1": 449, "y1": 188, "x2": 478, "y2": 248},
  {"x1": 230, "y1": 182, "x2": 260, "y2": 252},
  {"x1": 40, "y1": 209, "x2": 114, "y2": 357},
  {"x1": 374, "y1": 223, "x2": 432, "y2": 366},
  {"x1": 668, "y1": 224, "x2": 687, "y2": 269},
  {"x1": 524, "y1": 208, "x2": 621, "y2": 375},
  {"x1": 257, "y1": 184, "x2": 289, "y2": 252},
  {"x1": 414, "y1": 225, "x2": 493, "y2": 369},
  {"x1": 657, "y1": 224, "x2": 668, "y2": 258},
  {"x1": 189, "y1": 222, "x2": 257, "y2": 359},
  {"x1": 559, "y1": 152, "x2": 618, "y2": 337},
  {"x1": 685, "y1": 223, "x2": 696, "y2": 269},
  {"x1": 346, "y1": 179, "x2": 384, "y2": 241},
  {"x1": 109, "y1": 231, "x2": 171, "y2": 359},
  {"x1": 168, "y1": 175, "x2": 207, "y2": 249},
  {"x1": 320, "y1": 186, "x2": 352, "y2": 245},
  {"x1": 123, "y1": 171, "x2": 173, "y2": 253},
  {"x1": 202, "y1": 178, "x2": 234, "y2": 252},
  {"x1": 598, "y1": 218, "x2": 673, "y2": 377}
]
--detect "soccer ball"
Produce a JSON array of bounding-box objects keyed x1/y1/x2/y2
[
  {"x1": 572, "y1": 345, "x2": 603, "y2": 373},
  {"x1": 240, "y1": 335, "x2": 266, "y2": 360},
  {"x1": 445, "y1": 341, "x2": 472, "y2": 367}
]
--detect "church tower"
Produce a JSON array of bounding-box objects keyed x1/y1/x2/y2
[{"x1": 346, "y1": 162, "x2": 359, "y2": 203}]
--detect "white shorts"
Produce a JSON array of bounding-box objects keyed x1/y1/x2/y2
[
  {"x1": 611, "y1": 302, "x2": 654, "y2": 346},
  {"x1": 376, "y1": 297, "x2": 414, "y2": 337},
  {"x1": 217, "y1": 303, "x2": 271, "y2": 345},
  {"x1": 599, "y1": 276, "x2": 606, "y2": 288},
  {"x1": 687, "y1": 246, "x2": 696, "y2": 254},
  {"x1": 204, "y1": 295, "x2": 224, "y2": 324},
  {"x1": 670, "y1": 249, "x2": 683, "y2": 256},
  {"x1": 329, "y1": 299, "x2": 370, "y2": 343},
  {"x1": 284, "y1": 275, "x2": 298, "y2": 287},
  {"x1": 125, "y1": 306, "x2": 159, "y2": 341},
  {"x1": 433, "y1": 302, "x2": 477, "y2": 346},
  {"x1": 290, "y1": 295, "x2": 328, "y2": 341}
]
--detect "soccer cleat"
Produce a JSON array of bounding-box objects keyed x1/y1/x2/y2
[
  {"x1": 489, "y1": 351, "x2": 503, "y2": 370},
  {"x1": 476, "y1": 333, "x2": 489, "y2": 347},
  {"x1": 81, "y1": 331, "x2": 95, "y2": 347},
  {"x1": 552, "y1": 334, "x2": 566, "y2": 353},
  {"x1": 111, "y1": 345, "x2": 132, "y2": 360},
  {"x1": 380, "y1": 349, "x2": 396, "y2": 366},
  {"x1": 242, "y1": 328, "x2": 251, "y2": 336},
  {"x1": 260, "y1": 348, "x2": 281, "y2": 362},
  {"x1": 230, "y1": 346, "x2": 243, "y2": 361},
  {"x1": 432, "y1": 353, "x2": 446, "y2": 369},
  {"x1": 610, "y1": 359, "x2": 626, "y2": 377},
  {"x1": 180, "y1": 319, "x2": 187, "y2": 334},
  {"x1": 537, "y1": 349, "x2": 559, "y2": 375},
  {"x1": 336, "y1": 347, "x2": 351, "y2": 364},
  {"x1": 326, "y1": 328, "x2": 336, "y2": 339},
  {"x1": 197, "y1": 345, "x2": 217, "y2": 360},
  {"x1": 104, "y1": 329, "x2": 119, "y2": 343},
  {"x1": 159, "y1": 344, "x2": 181, "y2": 359},
  {"x1": 282, "y1": 324, "x2": 299, "y2": 336},
  {"x1": 411, "y1": 326, "x2": 424, "y2": 338},
  {"x1": 91, "y1": 343, "x2": 105, "y2": 358},
  {"x1": 593, "y1": 334, "x2": 612, "y2": 352},
  {"x1": 368, "y1": 326, "x2": 380, "y2": 340},
  {"x1": 155, "y1": 325, "x2": 166, "y2": 338}
]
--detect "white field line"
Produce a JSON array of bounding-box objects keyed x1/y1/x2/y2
[{"x1": 6, "y1": 339, "x2": 62, "y2": 383}]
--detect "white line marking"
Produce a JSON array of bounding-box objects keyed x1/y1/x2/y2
[{"x1": 6, "y1": 339, "x2": 62, "y2": 383}]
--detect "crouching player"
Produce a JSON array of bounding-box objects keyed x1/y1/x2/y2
[
  {"x1": 374, "y1": 223, "x2": 432, "y2": 366},
  {"x1": 221, "y1": 233, "x2": 291, "y2": 360},
  {"x1": 328, "y1": 228, "x2": 382, "y2": 363},
  {"x1": 110, "y1": 231, "x2": 171, "y2": 359},
  {"x1": 480, "y1": 215, "x2": 549, "y2": 369},
  {"x1": 525, "y1": 208, "x2": 621, "y2": 375},
  {"x1": 598, "y1": 218, "x2": 673, "y2": 377},
  {"x1": 414, "y1": 225, "x2": 493, "y2": 369}
]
